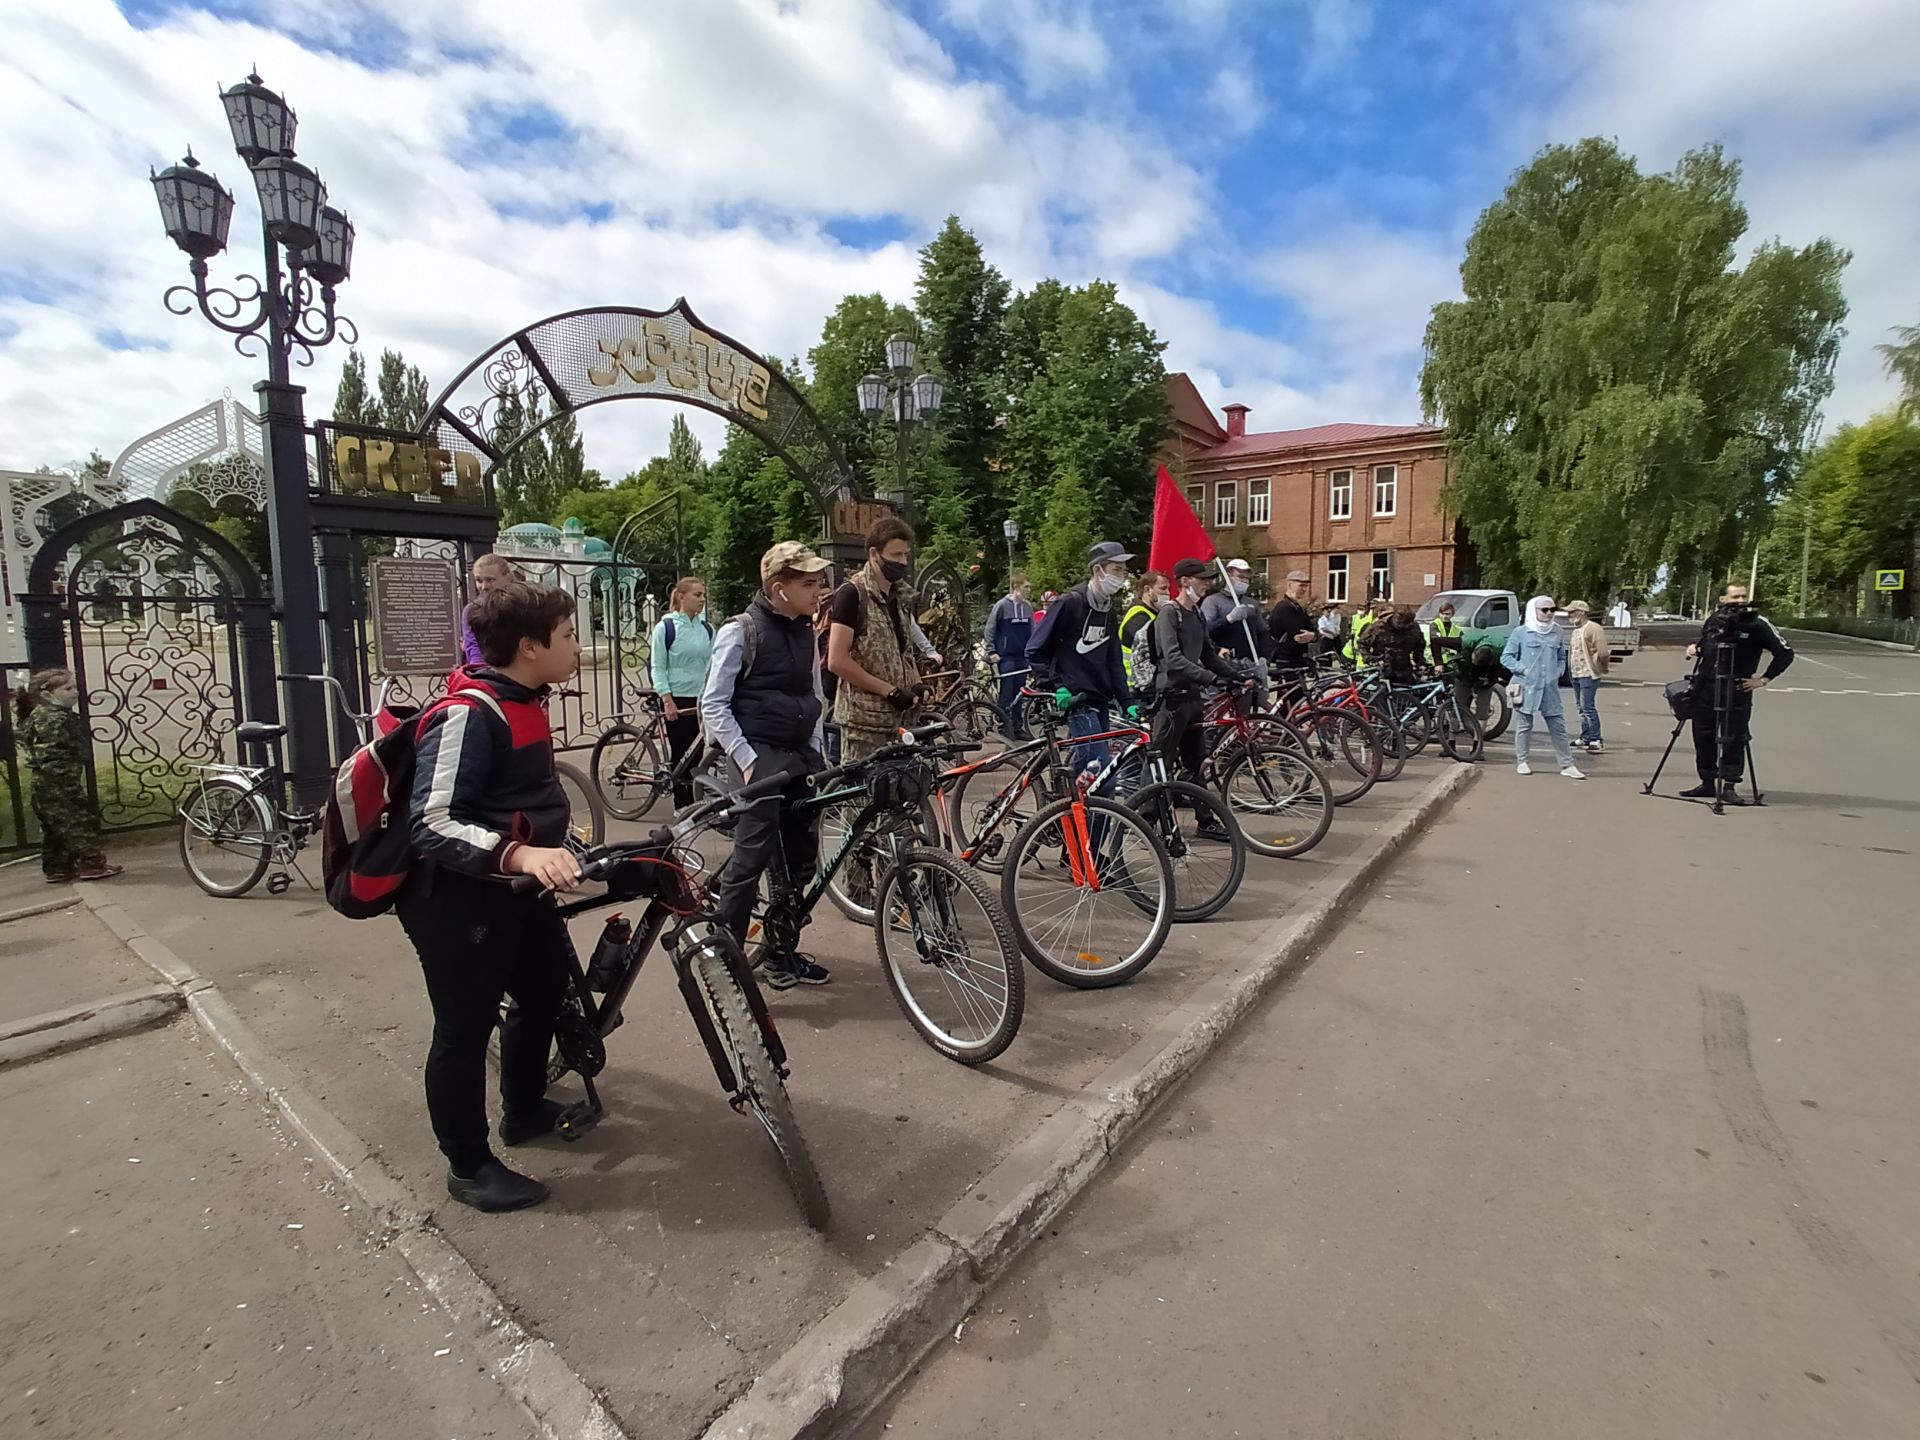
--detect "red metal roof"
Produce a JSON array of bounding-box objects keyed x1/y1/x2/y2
[{"x1": 1201, "y1": 421, "x2": 1444, "y2": 459}]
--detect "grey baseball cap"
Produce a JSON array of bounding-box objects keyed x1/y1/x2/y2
[{"x1": 1087, "y1": 541, "x2": 1134, "y2": 567}]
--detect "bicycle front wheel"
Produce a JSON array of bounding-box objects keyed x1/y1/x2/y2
[
  {"x1": 943, "y1": 696, "x2": 1008, "y2": 751},
  {"x1": 1482, "y1": 683, "x2": 1512, "y2": 741},
  {"x1": 821, "y1": 794, "x2": 941, "y2": 924},
  {"x1": 875, "y1": 845, "x2": 1024, "y2": 1064},
  {"x1": 1440, "y1": 705, "x2": 1485, "y2": 763},
  {"x1": 1217, "y1": 743, "x2": 1334, "y2": 858},
  {"x1": 686, "y1": 930, "x2": 831, "y2": 1230},
  {"x1": 945, "y1": 752, "x2": 1046, "y2": 876},
  {"x1": 177, "y1": 777, "x2": 274, "y2": 898},
  {"x1": 590, "y1": 722, "x2": 665, "y2": 821},
  {"x1": 554, "y1": 759, "x2": 606, "y2": 845},
  {"x1": 1126, "y1": 780, "x2": 1245, "y2": 922},
  {"x1": 1001, "y1": 794, "x2": 1174, "y2": 989},
  {"x1": 1290, "y1": 707, "x2": 1382, "y2": 805}
]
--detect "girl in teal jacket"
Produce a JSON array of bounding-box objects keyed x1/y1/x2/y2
[{"x1": 648, "y1": 577, "x2": 715, "y2": 807}]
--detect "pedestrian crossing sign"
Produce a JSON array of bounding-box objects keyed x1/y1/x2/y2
[{"x1": 1875, "y1": 569, "x2": 1905, "y2": 591}]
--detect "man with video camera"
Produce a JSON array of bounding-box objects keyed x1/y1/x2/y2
[{"x1": 1680, "y1": 583, "x2": 1793, "y2": 805}]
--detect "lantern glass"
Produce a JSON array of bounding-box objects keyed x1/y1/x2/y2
[
  {"x1": 221, "y1": 73, "x2": 296, "y2": 167},
  {"x1": 300, "y1": 206, "x2": 354, "y2": 286},
  {"x1": 857, "y1": 372, "x2": 888, "y2": 416},
  {"x1": 885, "y1": 332, "x2": 916, "y2": 374},
  {"x1": 913, "y1": 373, "x2": 942, "y2": 416},
  {"x1": 150, "y1": 153, "x2": 233, "y2": 260},
  {"x1": 896, "y1": 387, "x2": 920, "y2": 424},
  {"x1": 252, "y1": 156, "x2": 327, "y2": 251}
]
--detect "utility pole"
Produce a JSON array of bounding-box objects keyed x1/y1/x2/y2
[{"x1": 1798, "y1": 510, "x2": 1811, "y2": 616}]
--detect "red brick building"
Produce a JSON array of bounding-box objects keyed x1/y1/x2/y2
[{"x1": 1162, "y1": 374, "x2": 1470, "y2": 608}]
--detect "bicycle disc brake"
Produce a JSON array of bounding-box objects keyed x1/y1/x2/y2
[{"x1": 554, "y1": 1011, "x2": 607, "y2": 1078}]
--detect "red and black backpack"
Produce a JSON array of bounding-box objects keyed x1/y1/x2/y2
[{"x1": 321, "y1": 690, "x2": 503, "y2": 918}]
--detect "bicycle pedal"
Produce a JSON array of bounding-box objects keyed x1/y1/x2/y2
[
  {"x1": 556, "y1": 1101, "x2": 599, "y2": 1141},
  {"x1": 266, "y1": 872, "x2": 292, "y2": 895}
]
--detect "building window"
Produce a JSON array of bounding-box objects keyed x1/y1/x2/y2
[
  {"x1": 1371, "y1": 550, "x2": 1393, "y2": 602},
  {"x1": 1215, "y1": 480, "x2": 1237, "y2": 529},
  {"x1": 1255, "y1": 557, "x2": 1270, "y2": 593},
  {"x1": 1329, "y1": 469, "x2": 1352, "y2": 521},
  {"x1": 1247, "y1": 477, "x2": 1271, "y2": 527},
  {"x1": 1185, "y1": 484, "x2": 1204, "y2": 518},
  {"x1": 1326, "y1": 554, "x2": 1349, "y2": 603},
  {"x1": 1372, "y1": 464, "x2": 1398, "y2": 517}
]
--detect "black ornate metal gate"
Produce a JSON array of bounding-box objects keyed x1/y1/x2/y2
[{"x1": 21, "y1": 499, "x2": 277, "y2": 831}]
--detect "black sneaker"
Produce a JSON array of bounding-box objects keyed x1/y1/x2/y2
[
  {"x1": 446, "y1": 1158, "x2": 548, "y2": 1212},
  {"x1": 499, "y1": 1099, "x2": 569, "y2": 1147},
  {"x1": 761, "y1": 953, "x2": 832, "y2": 990},
  {"x1": 1678, "y1": 782, "x2": 1717, "y2": 799},
  {"x1": 1194, "y1": 818, "x2": 1234, "y2": 843},
  {"x1": 1718, "y1": 784, "x2": 1750, "y2": 808}
]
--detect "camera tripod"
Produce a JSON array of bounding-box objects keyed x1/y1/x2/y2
[{"x1": 1643, "y1": 641, "x2": 1764, "y2": 815}]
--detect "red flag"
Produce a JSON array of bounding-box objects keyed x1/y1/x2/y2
[{"x1": 1146, "y1": 464, "x2": 1215, "y2": 576}]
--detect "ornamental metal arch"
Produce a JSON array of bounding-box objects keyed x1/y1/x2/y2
[{"x1": 415, "y1": 299, "x2": 872, "y2": 528}]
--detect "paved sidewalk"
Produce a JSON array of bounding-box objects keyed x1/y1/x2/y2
[
  {"x1": 0, "y1": 1018, "x2": 533, "y2": 1440},
  {"x1": 85, "y1": 750, "x2": 1466, "y2": 1438},
  {"x1": 0, "y1": 891, "x2": 153, "y2": 1028}
]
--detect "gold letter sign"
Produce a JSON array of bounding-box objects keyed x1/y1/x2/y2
[{"x1": 582, "y1": 311, "x2": 771, "y2": 422}]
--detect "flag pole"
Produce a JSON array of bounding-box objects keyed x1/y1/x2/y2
[{"x1": 1213, "y1": 556, "x2": 1265, "y2": 684}]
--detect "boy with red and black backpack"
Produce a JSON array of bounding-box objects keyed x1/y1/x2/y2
[{"x1": 396, "y1": 581, "x2": 584, "y2": 1213}]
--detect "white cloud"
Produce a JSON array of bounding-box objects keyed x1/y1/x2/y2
[
  {"x1": 939, "y1": 0, "x2": 1110, "y2": 93},
  {"x1": 1535, "y1": 0, "x2": 1920, "y2": 424},
  {"x1": 0, "y1": 0, "x2": 1208, "y2": 472},
  {"x1": 1208, "y1": 65, "x2": 1266, "y2": 136}
]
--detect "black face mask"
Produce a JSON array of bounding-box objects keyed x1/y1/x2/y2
[{"x1": 879, "y1": 559, "x2": 910, "y2": 584}]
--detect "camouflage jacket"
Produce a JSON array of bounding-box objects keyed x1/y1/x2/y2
[{"x1": 20, "y1": 702, "x2": 89, "y2": 778}]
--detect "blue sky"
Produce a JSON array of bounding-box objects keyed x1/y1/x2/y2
[{"x1": 2, "y1": 0, "x2": 1915, "y2": 474}]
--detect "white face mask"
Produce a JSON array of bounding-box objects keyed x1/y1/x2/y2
[
  {"x1": 1229, "y1": 578, "x2": 1248, "y2": 597},
  {"x1": 1090, "y1": 572, "x2": 1126, "y2": 599}
]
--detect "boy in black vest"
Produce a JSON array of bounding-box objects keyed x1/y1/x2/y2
[
  {"x1": 400, "y1": 582, "x2": 584, "y2": 1213},
  {"x1": 701, "y1": 542, "x2": 835, "y2": 989}
]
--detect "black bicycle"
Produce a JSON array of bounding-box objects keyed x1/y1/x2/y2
[
  {"x1": 588, "y1": 692, "x2": 723, "y2": 821},
  {"x1": 741, "y1": 723, "x2": 1025, "y2": 1065},
  {"x1": 508, "y1": 791, "x2": 831, "y2": 1230}
]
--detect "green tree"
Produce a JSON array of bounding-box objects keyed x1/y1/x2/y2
[
  {"x1": 806, "y1": 293, "x2": 920, "y2": 492},
  {"x1": 1025, "y1": 464, "x2": 1098, "y2": 594},
  {"x1": 332, "y1": 349, "x2": 377, "y2": 426},
  {"x1": 544, "y1": 406, "x2": 587, "y2": 503},
  {"x1": 1420, "y1": 138, "x2": 1850, "y2": 600},
  {"x1": 916, "y1": 216, "x2": 1012, "y2": 577},
  {"x1": 1877, "y1": 323, "x2": 1920, "y2": 419},
  {"x1": 375, "y1": 348, "x2": 432, "y2": 431},
  {"x1": 1000, "y1": 280, "x2": 1170, "y2": 554},
  {"x1": 1760, "y1": 414, "x2": 1920, "y2": 619}
]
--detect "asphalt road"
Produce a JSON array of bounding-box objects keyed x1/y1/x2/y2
[{"x1": 860, "y1": 630, "x2": 1920, "y2": 1440}]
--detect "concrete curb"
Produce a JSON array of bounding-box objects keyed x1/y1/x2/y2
[
  {"x1": 701, "y1": 763, "x2": 1479, "y2": 1440},
  {"x1": 0, "y1": 891, "x2": 82, "y2": 926},
  {"x1": 0, "y1": 984, "x2": 184, "y2": 1067},
  {"x1": 1783, "y1": 627, "x2": 1920, "y2": 654},
  {"x1": 69, "y1": 882, "x2": 628, "y2": 1440}
]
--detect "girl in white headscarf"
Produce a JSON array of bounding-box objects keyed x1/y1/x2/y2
[{"x1": 1499, "y1": 596, "x2": 1584, "y2": 778}]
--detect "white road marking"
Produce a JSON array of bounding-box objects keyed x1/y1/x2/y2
[{"x1": 1793, "y1": 653, "x2": 1871, "y2": 681}]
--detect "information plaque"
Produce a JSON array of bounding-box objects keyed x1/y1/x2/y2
[{"x1": 370, "y1": 556, "x2": 461, "y2": 675}]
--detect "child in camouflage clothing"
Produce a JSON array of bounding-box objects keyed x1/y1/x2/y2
[{"x1": 19, "y1": 668, "x2": 121, "y2": 884}]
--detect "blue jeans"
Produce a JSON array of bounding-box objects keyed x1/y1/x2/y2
[
  {"x1": 1514, "y1": 706, "x2": 1574, "y2": 769},
  {"x1": 997, "y1": 656, "x2": 1030, "y2": 738},
  {"x1": 1571, "y1": 677, "x2": 1601, "y2": 745},
  {"x1": 1065, "y1": 702, "x2": 1115, "y2": 795}
]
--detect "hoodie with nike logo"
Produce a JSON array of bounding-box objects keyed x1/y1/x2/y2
[{"x1": 1025, "y1": 581, "x2": 1129, "y2": 706}]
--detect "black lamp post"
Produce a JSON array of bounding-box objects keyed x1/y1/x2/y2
[
  {"x1": 856, "y1": 330, "x2": 942, "y2": 519},
  {"x1": 150, "y1": 72, "x2": 358, "y2": 806}
]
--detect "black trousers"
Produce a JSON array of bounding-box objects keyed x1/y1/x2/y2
[
  {"x1": 712, "y1": 744, "x2": 822, "y2": 952},
  {"x1": 664, "y1": 697, "x2": 702, "y2": 809},
  {"x1": 1691, "y1": 688, "x2": 1753, "y2": 783},
  {"x1": 1151, "y1": 692, "x2": 1205, "y2": 782},
  {"x1": 396, "y1": 867, "x2": 569, "y2": 1174}
]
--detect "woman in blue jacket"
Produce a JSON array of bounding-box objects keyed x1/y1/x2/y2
[
  {"x1": 647, "y1": 576, "x2": 715, "y2": 807},
  {"x1": 1500, "y1": 596, "x2": 1585, "y2": 780}
]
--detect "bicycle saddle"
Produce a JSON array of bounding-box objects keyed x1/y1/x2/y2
[{"x1": 235, "y1": 721, "x2": 287, "y2": 747}]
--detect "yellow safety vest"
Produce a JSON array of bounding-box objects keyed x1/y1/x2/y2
[{"x1": 1344, "y1": 610, "x2": 1378, "y2": 665}]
